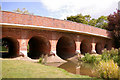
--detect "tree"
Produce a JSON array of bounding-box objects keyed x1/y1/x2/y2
[
  {"x1": 107, "y1": 10, "x2": 120, "y2": 48},
  {"x1": 13, "y1": 8, "x2": 33, "y2": 15},
  {"x1": 66, "y1": 14, "x2": 108, "y2": 29},
  {"x1": 66, "y1": 14, "x2": 91, "y2": 25},
  {"x1": 96, "y1": 16, "x2": 108, "y2": 29},
  {"x1": 88, "y1": 18, "x2": 97, "y2": 26},
  {"x1": 0, "y1": 5, "x2": 1, "y2": 11}
]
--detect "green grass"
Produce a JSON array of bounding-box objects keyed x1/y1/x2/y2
[
  {"x1": 0, "y1": 46, "x2": 8, "y2": 51},
  {"x1": 2, "y1": 60, "x2": 93, "y2": 78}
]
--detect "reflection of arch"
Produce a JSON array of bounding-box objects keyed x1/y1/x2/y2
[
  {"x1": 80, "y1": 40, "x2": 92, "y2": 54},
  {"x1": 56, "y1": 36, "x2": 76, "y2": 60},
  {"x1": 58, "y1": 61, "x2": 76, "y2": 74},
  {"x1": 95, "y1": 43, "x2": 104, "y2": 54},
  {"x1": 1, "y1": 37, "x2": 19, "y2": 58},
  {"x1": 28, "y1": 36, "x2": 51, "y2": 59}
]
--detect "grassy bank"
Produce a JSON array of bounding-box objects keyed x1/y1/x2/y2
[{"x1": 2, "y1": 60, "x2": 92, "y2": 78}]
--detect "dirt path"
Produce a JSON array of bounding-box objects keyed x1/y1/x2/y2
[{"x1": 0, "y1": 56, "x2": 39, "y2": 62}]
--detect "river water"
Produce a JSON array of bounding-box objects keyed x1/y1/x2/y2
[{"x1": 46, "y1": 60, "x2": 97, "y2": 77}]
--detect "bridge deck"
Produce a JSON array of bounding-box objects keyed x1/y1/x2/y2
[{"x1": 0, "y1": 11, "x2": 112, "y2": 39}]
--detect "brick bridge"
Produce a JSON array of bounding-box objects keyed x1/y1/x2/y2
[{"x1": 0, "y1": 11, "x2": 112, "y2": 60}]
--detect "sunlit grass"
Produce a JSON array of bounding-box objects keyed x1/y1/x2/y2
[{"x1": 2, "y1": 60, "x2": 92, "y2": 78}]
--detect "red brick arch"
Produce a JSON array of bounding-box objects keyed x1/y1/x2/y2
[
  {"x1": 95, "y1": 42, "x2": 105, "y2": 54},
  {"x1": 80, "y1": 39, "x2": 92, "y2": 54},
  {"x1": 1, "y1": 11, "x2": 113, "y2": 59},
  {"x1": 56, "y1": 36, "x2": 76, "y2": 60},
  {"x1": 1, "y1": 37, "x2": 19, "y2": 58},
  {"x1": 27, "y1": 36, "x2": 51, "y2": 59}
]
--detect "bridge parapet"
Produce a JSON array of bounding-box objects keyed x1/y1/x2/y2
[{"x1": 1, "y1": 11, "x2": 112, "y2": 39}]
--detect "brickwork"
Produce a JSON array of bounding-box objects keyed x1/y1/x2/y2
[
  {"x1": 2, "y1": 27, "x2": 112, "y2": 58},
  {"x1": 1, "y1": 11, "x2": 112, "y2": 38},
  {"x1": 1, "y1": 11, "x2": 113, "y2": 59}
]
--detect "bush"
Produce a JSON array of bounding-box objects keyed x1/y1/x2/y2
[
  {"x1": 118, "y1": 48, "x2": 120, "y2": 66},
  {"x1": 101, "y1": 49, "x2": 110, "y2": 61},
  {"x1": 39, "y1": 54, "x2": 44, "y2": 63},
  {"x1": 96, "y1": 60, "x2": 119, "y2": 79},
  {"x1": 101, "y1": 48, "x2": 120, "y2": 65},
  {"x1": 81, "y1": 53, "x2": 98, "y2": 63},
  {"x1": 38, "y1": 57, "x2": 43, "y2": 63}
]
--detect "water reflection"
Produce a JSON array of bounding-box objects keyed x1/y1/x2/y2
[{"x1": 46, "y1": 61, "x2": 97, "y2": 77}]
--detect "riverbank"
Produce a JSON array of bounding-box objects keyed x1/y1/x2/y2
[{"x1": 2, "y1": 59, "x2": 92, "y2": 78}]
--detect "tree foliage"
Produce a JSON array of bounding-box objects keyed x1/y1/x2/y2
[
  {"x1": 66, "y1": 14, "x2": 108, "y2": 29},
  {"x1": 13, "y1": 8, "x2": 33, "y2": 15},
  {"x1": 96, "y1": 16, "x2": 108, "y2": 29},
  {"x1": 107, "y1": 10, "x2": 120, "y2": 48},
  {"x1": 0, "y1": 5, "x2": 1, "y2": 11}
]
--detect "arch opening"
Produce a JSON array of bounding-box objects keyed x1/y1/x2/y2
[
  {"x1": 0, "y1": 37, "x2": 19, "y2": 58},
  {"x1": 28, "y1": 36, "x2": 51, "y2": 59},
  {"x1": 56, "y1": 36, "x2": 76, "y2": 60},
  {"x1": 104, "y1": 44, "x2": 109, "y2": 50},
  {"x1": 80, "y1": 40, "x2": 92, "y2": 55},
  {"x1": 95, "y1": 43, "x2": 103, "y2": 54}
]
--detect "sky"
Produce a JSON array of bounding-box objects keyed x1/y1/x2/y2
[{"x1": 1, "y1": 0, "x2": 120, "y2": 20}]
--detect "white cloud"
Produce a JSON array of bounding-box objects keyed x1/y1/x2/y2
[
  {"x1": 119, "y1": 1, "x2": 120, "y2": 10},
  {"x1": 41, "y1": 0, "x2": 119, "y2": 19}
]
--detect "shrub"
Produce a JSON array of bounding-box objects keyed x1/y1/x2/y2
[
  {"x1": 38, "y1": 57, "x2": 43, "y2": 63},
  {"x1": 101, "y1": 49, "x2": 110, "y2": 61},
  {"x1": 96, "y1": 60, "x2": 119, "y2": 79},
  {"x1": 81, "y1": 53, "x2": 98, "y2": 63},
  {"x1": 109, "y1": 48, "x2": 118, "y2": 56},
  {"x1": 118, "y1": 48, "x2": 120, "y2": 66},
  {"x1": 38, "y1": 54, "x2": 44, "y2": 63},
  {"x1": 101, "y1": 48, "x2": 120, "y2": 65}
]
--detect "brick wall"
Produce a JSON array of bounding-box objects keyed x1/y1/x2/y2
[
  {"x1": 1, "y1": 11, "x2": 113, "y2": 58},
  {"x1": 2, "y1": 27, "x2": 112, "y2": 54},
  {"x1": 1, "y1": 11, "x2": 112, "y2": 38}
]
